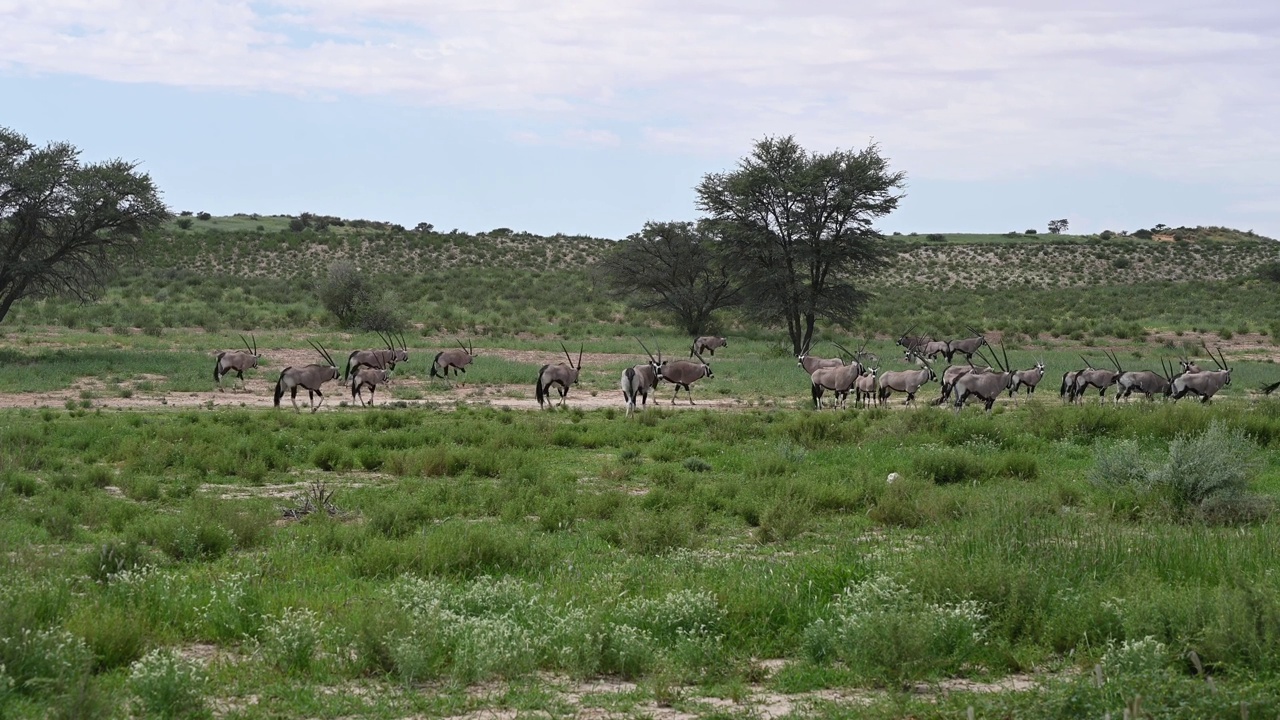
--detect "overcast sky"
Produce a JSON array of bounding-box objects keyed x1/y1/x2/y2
[{"x1": 3, "y1": 1, "x2": 1278, "y2": 239}]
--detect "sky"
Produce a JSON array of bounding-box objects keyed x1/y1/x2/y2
[{"x1": 2, "y1": 1, "x2": 1278, "y2": 240}]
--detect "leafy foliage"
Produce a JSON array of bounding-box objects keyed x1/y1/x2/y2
[{"x1": 0, "y1": 126, "x2": 169, "y2": 324}]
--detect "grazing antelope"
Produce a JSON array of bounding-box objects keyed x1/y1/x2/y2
[
  {"x1": 430, "y1": 339, "x2": 476, "y2": 380},
  {"x1": 1116, "y1": 359, "x2": 1176, "y2": 402},
  {"x1": 854, "y1": 367, "x2": 879, "y2": 408},
  {"x1": 622, "y1": 338, "x2": 665, "y2": 417},
  {"x1": 213, "y1": 334, "x2": 261, "y2": 391},
  {"x1": 953, "y1": 345, "x2": 1015, "y2": 413},
  {"x1": 344, "y1": 331, "x2": 408, "y2": 381},
  {"x1": 535, "y1": 343, "x2": 583, "y2": 409},
  {"x1": 691, "y1": 336, "x2": 728, "y2": 357},
  {"x1": 1171, "y1": 345, "x2": 1232, "y2": 403},
  {"x1": 797, "y1": 340, "x2": 844, "y2": 374},
  {"x1": 1009, "y1": 359, "x2": 1047, "y2": 401},
  {"x1": 350, "y1": 367, "x2": 391, "y2": 406},
  {"x1": 658, "y1": 350, "x2": 714, "y2": 405},
  {"x1": 274, "y1": 340, "x2": 341, "y2": 413},
  {"x1": 1073, "y1": 351, "x2": 1123, "y2": 404},
  {"x1": 878, "y1": 352, "x2": 936, "y2": 405},
  {"x1": 943, "y1": 328, "x2": 989, "y2": 364}
]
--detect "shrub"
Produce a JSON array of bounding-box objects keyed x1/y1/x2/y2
[
  {"x1": 259, "y1": 608, "x2": 325, "y2": 674},
  {"x1": 682, "y1": 457, "x2": 712, "y2": 473},
  {"x1": 1087, "y1": 440, "x2": 1148, "y2": 489},
  {"x1": 175, "y1": 218, "x2": 193, "y2": 230},
  {"x1": 127, "y1": 649, "x2": 208, "y2": 719},
  {"x1": 912, "y1": 448, "x2": 988, "y2": 484},
  {"x1": 1150, "y1": 422, "x2": 1259, "y2": 510}
]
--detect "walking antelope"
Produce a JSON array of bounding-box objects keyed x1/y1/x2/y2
[
  {"x1": 808, "y1": 339, "x2": 870, "y2": 409},
  {"x1": 535, "y1": 343, "x2": 583, "y2": 409},
  {"x1": 878, "y1": 352, "x2": 936, "y2": 405},
  {"x1": 1171, "y1": 345, "x2": 1232, "y2": 403},
  {"x1": 1009, "y1": 359, "x2": 1047, "y2": 400},
  {"x1": 274, "y1": 340, "x2": 342, "y2": 412},
  {"x1": 430, "y1": 339, "x2": 476, "y2": 380},
  {"x1": 350, "y1": 367, "x2": 391, "y2": 406},
  {"x1": 622, "y1": 338, "x2": 664, "y2": 417},
  {"x1": 658, "y1": 349, "x2": 714, "y2": 405},
  {"x1": 1060, "y1": 357, "x2": 1094, "y2": 403},
  {"x1": 1116, "y1": 359, "x2": 1176, "y2": 401},
  {"x1": 213, "y1": 334, "x2": 261, "y2": 391},
  {"x1": 691, "y1": 336, "x2": 728, "y2": 357},
  {"x1": 943, "y1": 328, "x2": 989, "y2": 363},
  {"x1": 952, "y1": 345, "x2": 1015, "y2": 413},
  {"x1": 1073, "y1": 351, "x2": 1123, "y2": 403},
  {"x1": 919, "y1": 340, "x2": 951, "y2": 360},
  {"x1": 934, "y1": 362, "x2": 991, "y2": 406},
  {"x1": 344, "y1": 331, "x2": 408, "y2": 381},
  {"x1": 797, "y1": 340, "x2": 844, "y2": 374}
]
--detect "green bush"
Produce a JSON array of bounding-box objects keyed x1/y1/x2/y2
[
  {"x1": 259, "y1": 608, "x2": 325, "y2": 674},
  {"x1": 127, "y1": 649, "x2": 209, "y2": 719},
  {"x1": 912, "y1": 449, "x2": 988, "y2": 484},
  {"x1": 1150, "y1": 422, "x2": 1259, "y2": 510}
]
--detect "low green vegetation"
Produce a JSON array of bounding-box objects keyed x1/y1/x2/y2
[{"x1": 2, "y1": 402, "x2": 1279, "y2": 717}]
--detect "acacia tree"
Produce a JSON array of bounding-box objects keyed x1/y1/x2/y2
[
  {"x1": 596, "y1": 221, "x2": 741, "y2": 335},
  {"x1": 696, "y1": 136, "x2": 905, "y2": 354},
  {"x1": 0, "y1": 127, "x2": 168, "y2": 324},
  {"x1": 1048, "y1": 218, "x2": 1069, "y2": 234}
]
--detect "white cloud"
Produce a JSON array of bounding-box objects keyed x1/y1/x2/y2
[{"x1": 2, "y1": 0, "x2": 1278, "y2": 192}]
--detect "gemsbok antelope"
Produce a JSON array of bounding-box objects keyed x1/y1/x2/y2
[
  {"x1": 1009, "y1": 359, "x2": 1047, "y2": 401},
  {"x1": 430, "y1": 339, "x2": 476, "y2": 380},
  {"x1": 952, "y1": 345, "x2": 1015, "y2": 413},
  {"x1": 878, "y1": 352, "x2": 936, "y2": 406},
  {"x1": 350, "y1": 367, "x2": 391, "y2": 406},
  {"x1": 1171, "y1": 345, "x2": 1232, "y2": 403},
  {"x1": 919, "y1": 340, "x2": 951, "y2": 360},
  {"x1": 691, "y1": 336, "x2": 728, "y2": 357},
  {"x1": 274, "y1": 340, "x2": 342, "y2": 413},
  {"x1": 1073, "y1": 351, "x2": 1123, "y2": 403},
  {"x1": 934, "y1": 362, "x2": 991, "y2": 406},
  {"x1": 809, "y1": 339, "x2": 870, "y2": 409},
  {"x1": 895, "y1": 325, "x2": 932, "y2": 354},
  {"x1": 343, "y1": 331, "x2": 408, "y2": 381},
  {"x1": 1115, "y1": 359, "x2": 1176, "y2": 402},
  {"x1": 658, "y1": 350, "x2": 714, "y2": 405},
  {"x1": 943, "y1": 328, "x2": 989, "y2": 364},
  {"x1": 854, "y1": 367, "x2": 879, "y2": 408},
  {"x1": 213, "y1": 334, "x2": 261, "y2": 391},
  {"x1": 797, "y1": 340, "x2": 844, "y2": 374},
  {"x1": 622, "y1": 338, "x2": 664, "y2": 417},
  {"x1": 535, "y1": 343, "x2": 583, "y2": 409}
]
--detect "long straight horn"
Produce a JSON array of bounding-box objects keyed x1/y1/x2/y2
[
  {"x1": 1105, "y1": 349, "x2": 1122, "y2": 373},
  {"x1": 635, "y1": 336, "x2": 656, "y2": 363},
  {"x1": 1000, "y1": 340, "x2": 1010, "y2": 373},
  {"x1": 1214, "y1": 345, "x2": 1229, "y2": 370},
  {"x1": 468, "y1": 338, "x2": 474, "y2": 356},
  {"x1": 831, "y1": 340, "x2": 854, "y2": 360},
  {"x1": 251, "y1": 333, "x2": 257, "y2": 356},
  {"x1": 240, "y1": 334, "x2": 253, "y2": 354},
  {"x1": 398, "y1": 331, "x2": 407, "y2": 351},
  {"x1": 1079, "y1": 355, "x2": 1094, "y2": 369},
  {"x1": 577, "y1": 343, "x2": 584, "y2": 370},
  {"x1": 559, "y1": 342, "x2": 573, "y2": 366}
]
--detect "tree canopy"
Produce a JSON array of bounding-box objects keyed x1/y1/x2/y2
[
  {"x1": 696, "y1": 136, "x2": 905, "y2": 353},
  {"x1": 595, "y1": 221, "x2": 741, "y2": 335},
  {"x1": 0, "y1": 127, "x2": 169, "y2": 324}
]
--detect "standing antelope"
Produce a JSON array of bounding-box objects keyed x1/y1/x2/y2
[
  {"x1": 213, "y1": 334, "x2": 261, "y2": 391},
  {"x1": 622, "y1": 338, "x2": 665, "y2": 417},
  {"x1": 1116, "y1": 359, "x2": 1176, "y2": 402},
  {"x1": 274, "y1": 341, "x2": 341, "y2": 413},
  {"x1": 691, "y1": 336, "x2": 728, "y2": 357},
  {"x1": 854, "y1": 368, "x2": 879, "y2": 408},
  {"x1": 953, "y1": 345, "x2": 1015, "y2": 413},
  {"x1": 344, "y1": 331, "x2": 408, "y2": 381},
  {"x1": 535, "y1": 343, "x2": 583, "y2": 409},
  {"x1": 1009, "y1": 359, "x2": 1047, "y2": 401},
  {"x1": 350, "y1": 367, "x2": 391, "y2": 406},
  {"x1": 895, "y1": 325, "x2": 932, "y2": 354},
  {"x1": 430, "y1": 339, "x2": 476, "y2": 380},
  {"x1": 658, "y1": 350, "x2": 714, "y2": 405},
  {"x1": 1073, "y1": 351, "x2": 1123, "y2": 404},
  {"x1": 797, "y1": 340, "x2": 844, "y2": 374},
  {"x1": 878, "y1": 352, "x2": 936, "y2": 405},
  {"x1": 919, "y1": 340, "x2": 950, "y2": 360},
  {"x1": 943, "y1": 328, "x2": 989, "y2": 363},
  {"x1": 809, "y1": 339, "x2": 870, "y2": 409},
  {"x1": 1171, "y1": 345, "x2": 1232, "y2": 403}
]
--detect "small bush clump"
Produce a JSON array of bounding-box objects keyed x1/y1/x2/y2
[{"x1": 127, "y1": 648, "x2": 209, "y2": 719}]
